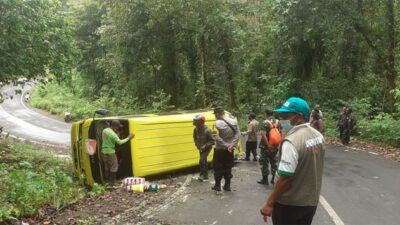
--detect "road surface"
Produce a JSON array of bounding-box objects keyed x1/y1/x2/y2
[
  {"x1": 154, "y1": 144, "x2": 400, "y2": 225},
  {"x1": 0, "y1": 83, "x2": 71, "y2": 148},
  {"x1": 1, "y1": 84, "x2": 399, "y2": 224}
]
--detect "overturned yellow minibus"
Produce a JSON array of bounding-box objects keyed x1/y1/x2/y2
[{"x1": 70, "y1": 110, "x2": 242, "y2": 187}]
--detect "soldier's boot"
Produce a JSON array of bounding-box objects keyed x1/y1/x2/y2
[
  {"x1": 270, "y1": 174, "x2": 276, "y2": 184},
  {"x1": 212, "y1": 175, "x2": 222, "y2": 191},
  {"x1": 223, "y1": 178, "x2": 231, "y2": 191},
  {"x1": 257, "y1": 176, "x2": 269, "y2": 185}
]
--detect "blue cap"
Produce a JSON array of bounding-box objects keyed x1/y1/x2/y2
[{"x1": 273, "y1": 97, "x2": 310, "y2": 117}]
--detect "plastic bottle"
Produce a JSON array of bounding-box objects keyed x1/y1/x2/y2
[{"x1": 131, "y1": 183, "x2": 145, "y2": 193}]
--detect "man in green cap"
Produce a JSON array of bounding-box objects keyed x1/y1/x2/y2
[
  {"x1": 102, "y1": 120, "x2": 135, "y2": 183},
  {"x1": 260, "y1": 97, "x2": 325, "y2": 225}
]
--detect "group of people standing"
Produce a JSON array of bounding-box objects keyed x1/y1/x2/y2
[{"x1": 193, "y1": 98, "x2": 326, "y2": 225}]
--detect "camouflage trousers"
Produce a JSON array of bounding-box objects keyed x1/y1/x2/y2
[{"x1": 259, "y1": 147, "x2": 278, "y2": 178}]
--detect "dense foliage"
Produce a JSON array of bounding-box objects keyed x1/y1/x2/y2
[
  {"x1": 0, "y1": 139, "x2": 106, "y2": 222},
  {"x1": 0, "y1": 0, "x2": 74, "y2": 83},
  {"x1": 2, "y1": 0, "x2": 400, "y2": 145}
]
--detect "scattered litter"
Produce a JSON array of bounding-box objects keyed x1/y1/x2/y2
[{"x1": 122, "y1": 177, "x2": 167, "y2": 193}]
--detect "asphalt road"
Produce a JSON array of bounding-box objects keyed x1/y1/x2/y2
[
  {"x1": 0, "y1": 83, "x2": 71, "y2": 147},
  {"x1": 1, "y1": 84, "x2": 399, "y2": 224},
  {"x1": 155, "y1": 145, "x2": 400, "y2": 225}
]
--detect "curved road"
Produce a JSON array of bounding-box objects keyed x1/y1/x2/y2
[
  {"x1": 1, "y1": 84, "x2": 399, "y2": 224},
  {"x1": 0, "y1": 83, "x2": 71, "y2": 148}
]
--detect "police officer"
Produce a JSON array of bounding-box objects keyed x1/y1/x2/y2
[
  {"x1": 241, "y1": 112, "x2": 259, "y2": 161},
  {"x1": 258, "y1": 109, "x2": 282, "y2": 185},
  {"x1": 211, "y1": 107, "x2": 240, "y2": 191},
  {"x1": 193, "y1": 114, "x2": 215, "y2": 181}
]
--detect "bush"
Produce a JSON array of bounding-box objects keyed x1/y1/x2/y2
[
  {"x1": 356, "y1": 113, "x2": 400, "y2": 147},
  {"x1": 0, "y1": 139, "x2": 101, "y2": 222}
]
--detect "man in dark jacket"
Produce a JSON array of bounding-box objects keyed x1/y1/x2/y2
[
  {"x1": 193, "y1": 114, "x2": 215, "y2": 181},
  {"x1": 341, "y1": 107, "x2": 356, "y2": 145}
]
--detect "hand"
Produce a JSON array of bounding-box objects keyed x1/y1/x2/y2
[
  {"x1": 128, "y1": 133, "x2": 135, "y2": 139},
  {"x1": 227, "y1": 144, "x2": 234, "y2": 152},
  {"x1": 201, "y1": 146, "x2": 206, "y2": 151},
  {"x1": 260, "y1": 202, "x2": 273, "y2": 221}
]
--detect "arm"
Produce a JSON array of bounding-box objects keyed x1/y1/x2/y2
[
  {"x1": 110, "y1": 131, "x2": 130, "y2": 145},
  {"x1": 262, "y1": 134, "x2": 269, "y2": 146},
  {"x1": 318, "y1": 119, "x2": 324, "y2": 133},
  {"x1": 193, "y1": 129, "x2": 200, "y2": 150},
  {"x1": 204, "y1": 128, "x2": 215, "y2": 149},
  {"x1": 241, "y1": 123, "x2": 251, "y2": 136},
  {"x1": 212, "y1": 124, "x2": 230, "y2": 148},
  {"x1": 232, "y1": 122, "x2": 241, "y2": 148},
  {"x1": 260, "y1": 175, "x2": 294, "y2": 216}
]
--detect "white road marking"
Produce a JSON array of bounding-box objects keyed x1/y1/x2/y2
[
  {"x1": 320, "y1": 195, "x2": 345, "y2": 225},
  {"x1": 228, "y1": 209, "x2": 233, "y2": 215},
  {"x1": 210, "y1": 221, "x2": 217, "y2": 225},
  {"x1": 368, "y1": 152, "x2": 379, "y2": 155}
]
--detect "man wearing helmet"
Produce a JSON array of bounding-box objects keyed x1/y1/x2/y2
[{"x1": 193, "y1": 114, "x2": 215, "y2": 181}]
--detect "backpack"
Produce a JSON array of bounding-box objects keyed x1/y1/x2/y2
[{"x1": 265, "y1": 120, "x2": 282, "y2": 147}]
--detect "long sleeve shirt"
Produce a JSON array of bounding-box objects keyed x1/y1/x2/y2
[
  {"x1": 242, "y1": 119, "x2": 259, "y2": 142},
  {"x1": 193, "y1": 125, "x2": 215, "y2": 150},
  {"x1": 212, "y1": 117, "x2": 241, "y2": 150},
  {"x1": 102, "y1": 128, "x2": 129, "y2": 154}
]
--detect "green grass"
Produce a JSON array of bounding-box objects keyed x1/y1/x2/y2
[{"x1": 0, "y1": 138, "x2": 106, "y2": 222}]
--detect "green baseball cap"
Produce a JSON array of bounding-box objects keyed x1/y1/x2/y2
[{"x1": 273, "y1": 97, "x2": 310, "y2": 117}]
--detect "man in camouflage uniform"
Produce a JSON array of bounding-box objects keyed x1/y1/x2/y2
[
  {"x1": 258, "y1": 109, "x2": 282, "y2": 185},
  {"x1": 193, "y1": 114, "x2": 215, "y2": 181}
]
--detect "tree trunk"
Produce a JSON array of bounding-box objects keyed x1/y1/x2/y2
[
  {"x1": 386, "y1": 0, "x2": 396, "y2": 113},
  {"x1": 200, "y1": 34, "x2": 208, "y2": 107}
]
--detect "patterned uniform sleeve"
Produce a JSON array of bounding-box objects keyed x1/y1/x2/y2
[
  {"x1": 232, "y1": 122, "x2": 241, "y2": 148},
  {"x1": 204, "y1": 127, "x2": 215, "y2": 148},
  {"x1": 193, "y1": 128, "x2": 199, "y2": 149},
  {"x1": 278, "y1": 141, "x2": 299, "y2": 176}
]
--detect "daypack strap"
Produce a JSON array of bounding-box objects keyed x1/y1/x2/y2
[
  {"x1": 220, "y1": 118, "x2": 237, "y2": 135},
  {"x1": 266, "y1": 120, "x2": 279, "y2": 129}
]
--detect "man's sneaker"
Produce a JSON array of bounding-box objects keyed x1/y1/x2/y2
[
  {"x1": 202, "y1": 177, "x2": 209, "y2": 181},
  {"x1": 243, "y1": 158, "x2": 250, "y2": 161},
  {"x1": 253, "y1": 158, "x2": 258, "y2": 162}
]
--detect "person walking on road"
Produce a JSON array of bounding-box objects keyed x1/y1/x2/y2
[
  {"x1": 258, "y1": 109, "x2": 282, "y2": 185},
  {"x1": 193, "y1": 114, "x2": 215, "y2": 182},
  {"x1": 260, "y1": 97, "x2": 325, "y2": 225},
  {"x1": 211, "y1": 107, "x2": 240, "y2": 191},
  {"x1": 241, "y1": 112, "x2": 259, "y2": 161},
  {"x1": 102, "y1": 120, "x2": 135, "y2": 184},
  {"x1": 341, "y1": 107, "x2": 356, "y2": 145}
]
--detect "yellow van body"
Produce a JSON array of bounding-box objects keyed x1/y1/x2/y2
[{"x1": 71, "y1": 110, "x2": 242, "y2": 187}]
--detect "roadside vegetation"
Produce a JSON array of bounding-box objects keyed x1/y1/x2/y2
[{"x1": 0, "y1": 138, "x2": 106, "y2": 223}]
